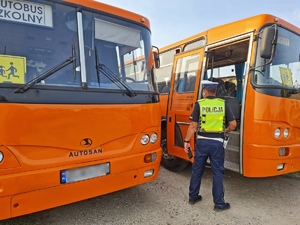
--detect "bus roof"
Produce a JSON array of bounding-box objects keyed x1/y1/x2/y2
[
  {"x1": 207, "y1": 14, "x2": 300, "y2": 43},
  {"x1": 64, "y1": 0, "x2": 151, "y2": 29},
  {"x1": 159, "y1": 14, "x2": 300, "y2": 52}
]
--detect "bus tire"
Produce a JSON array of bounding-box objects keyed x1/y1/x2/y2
[{"x1": 161, "y1": 128, "x2": 190, "y2": 172}]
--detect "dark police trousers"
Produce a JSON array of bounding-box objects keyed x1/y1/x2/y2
[{"x1": 189, "y1": 138, "x2": 226, "y2": 207}]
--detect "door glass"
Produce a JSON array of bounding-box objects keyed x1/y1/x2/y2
[{"x1": 174, "y1": 54, "x2": 200, "y2": 93}]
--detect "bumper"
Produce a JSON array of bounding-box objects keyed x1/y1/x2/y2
[
  {"x1": 243, "y1": 143, "x2": 300, "y2": 177},
  {"x1": 0, "y1": 148, "x2": 161, "y2": 220}
]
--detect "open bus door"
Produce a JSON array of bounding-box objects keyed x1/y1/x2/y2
[{"x1": 163, "y1": 48, "x2": 204, "y2": 171}]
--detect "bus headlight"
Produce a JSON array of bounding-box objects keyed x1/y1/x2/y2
[
  {"x1": 274, "y1": 128, "x2": 280, "y2": 138},
  {"x1": 150, "y1": 133, "x2": 158, "y2": 143},
  {"x1": 0, "y1": 151, "x2": 3, "y2": 162},
  {"x1": 141, "y1": 134, "x2": 150, "y2": 145},
  {"x1": 283, "y1": 128, "x2": 289, "y2": 138}
]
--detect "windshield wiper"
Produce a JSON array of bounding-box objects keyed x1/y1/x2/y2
[
  {"x1": 72, "y1": 41, "x2": 77, "y2": 82},
  {"x1": 15, "y1": 56, "x2": 76, "y2": 93},
  {"x1": 95, "y1": 47, "x2": 136, "y2": 97}
]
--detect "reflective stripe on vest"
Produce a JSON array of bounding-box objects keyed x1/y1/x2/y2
[{"x1": 198, "y1": 98, "x2": 225, "y2": 132}]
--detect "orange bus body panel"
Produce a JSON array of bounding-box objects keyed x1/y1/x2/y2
[
  {"x1": 63, "y1": 0, "x2": 151, "y2": 29},
  {"x1": 159, "y1": 94, "x2": 168, "y2": 118},
  {"x1": 207, "y1": 14, "x2": 300, "y2": 43},
  {"x1": 0, "y1": 103, "x2": 161, "y2": 220},
  {"x1": 1, "y1": 156, "x2": 160, "y2": 218},
  {"x1": 243, "y1": 86, "x2": 300, "y2": 177}
]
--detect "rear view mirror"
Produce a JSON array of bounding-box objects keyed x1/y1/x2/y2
[
  {"x1": 260, "y1": 25, "x2": 278, "y2": 59},
  {"x1": 152, "y1": 46, "x2": 160, "y2": 68}
]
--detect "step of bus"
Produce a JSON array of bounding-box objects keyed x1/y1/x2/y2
[
  {"x1": 206, "y1": 144, "x2": 240, "y2": 173},
  {"x1": 228, "y1": 130, "x2": 240, "y2": 147},
  {"x1": 224, "y1": 144, "x2": 240, "y2": 173}
]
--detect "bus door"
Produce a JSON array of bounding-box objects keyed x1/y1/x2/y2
[{"x1": 166, "y1": 49, "x2": 204, "y2": 161}]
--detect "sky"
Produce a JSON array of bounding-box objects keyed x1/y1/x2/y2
[{"x1": 96, "y1": 0, "x2": 300, "y2": 48}]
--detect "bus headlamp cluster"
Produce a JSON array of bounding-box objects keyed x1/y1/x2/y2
[
  {"x1": 0, "y1": 151, "x2": 3, "y2": 163},
  {"x1": 141, "y1": 133, "x2": 158, "y2": 145},
  {"x1": 274, "y1": 128, "x2": 289, "y2": 139},
  {"x1": 283, "y1": 128, "x2": 289, "y2": 138}
]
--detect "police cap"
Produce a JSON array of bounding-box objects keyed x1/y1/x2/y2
[{"x1": 201, "y1": 80, "x2": 218, "y2": 88}]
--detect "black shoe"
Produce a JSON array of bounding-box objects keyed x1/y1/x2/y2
[
  {"x1": 188, "y1": 195, "x2": 202, "y2": 205},
  {"x1": 214, "y1": 203, "x2": 230, "y2": 212}
]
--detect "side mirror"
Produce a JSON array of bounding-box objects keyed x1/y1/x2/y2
[
  {"x1": 152, "y1": 46, "x2": 160, "y2": 68},
  {"x1": 260, "y1": 25, "x2": 278, "y2": 59}
]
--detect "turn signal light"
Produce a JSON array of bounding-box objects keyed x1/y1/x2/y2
[
  {"x1": 278, "y1": 148, "x2": 289, "y2": 156},
  {"x1": 144, "y1": 153, "x2": 157, "y2": 163}
]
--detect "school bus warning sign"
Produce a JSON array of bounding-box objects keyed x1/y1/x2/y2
[
  {"x1": 279, "y1": 67, "x2": 293, "y2": 87},
  {"x1": 0, "y1": 55, "x2": 26, "y2": 84}
]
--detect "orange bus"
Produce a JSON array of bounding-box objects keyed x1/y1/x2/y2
[
  {"x1": 155, "y1": 14, "x2": 300, "y2": 177},
  {"x1": 0, "y1": 0, "x2": 161, "y2": 220}
]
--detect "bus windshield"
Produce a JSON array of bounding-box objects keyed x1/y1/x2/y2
[
  {"x1": 0, "y1": 0, "x2": 153, "y2": 92},
  {"x1": 83, "y1": 10, "x2": 153, "y2": 91},
  {"x1": 253, "y1": 27, "x2": 300, "y2": 96}
]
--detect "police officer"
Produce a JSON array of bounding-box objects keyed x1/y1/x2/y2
[{"x1": 184, "y1": 80, "x2": 236, "y2": 212}]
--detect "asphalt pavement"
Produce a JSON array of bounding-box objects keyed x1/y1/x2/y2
[{"x1": 1, "y1": 165, "x2": 299, "y2": 225}]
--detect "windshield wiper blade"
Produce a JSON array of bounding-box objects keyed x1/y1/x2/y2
[
  {"x1": 95, "y1": 47, "x2": 101, "y2": 85},
  {"x1": 97, "y1": 63, "x2": 137, "y2": 97},
  {"x1": 15, "y1": 56, "x2": 76, "y2": 93},
  {"x1": 94, "y1": 46, "x2": 136, "y2": 97},
  {"x1": 72, "y1": 41, "x2": 77, "y2": 82}
]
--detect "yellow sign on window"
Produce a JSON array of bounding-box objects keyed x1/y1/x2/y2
[
  {"x1": 279, "y1": 67, "x2": 293, "y2": 87},
  {"x1": 0, "y1": 55, "x2": 26, "y2": 84}
]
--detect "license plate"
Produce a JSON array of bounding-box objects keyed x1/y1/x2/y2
[{"x1": 60, "y1": 162, "x2": 110, "y2": 184}]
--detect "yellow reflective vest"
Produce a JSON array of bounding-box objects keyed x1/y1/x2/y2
[{"x1": 198, "y1": 98, "x2": 225, "y2": 132}]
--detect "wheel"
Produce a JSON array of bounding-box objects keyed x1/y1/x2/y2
[{"x1": 160, "y1": 128, "x2": 190, "y2": 172}]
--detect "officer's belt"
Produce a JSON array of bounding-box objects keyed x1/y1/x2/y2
[{"x1": 198, "y1": 131, "x2": 223, "y2": 135}]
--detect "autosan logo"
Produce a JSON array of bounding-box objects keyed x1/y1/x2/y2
[
  {"x1": 68, "y1": 138, "x2": 102, "y2": 157},
  {"x1": 80, "y1": 138, "x2": 92, "y2": 147},
  {"x1": 69, "y1": 149, "x2": 103, "y2": 158}
]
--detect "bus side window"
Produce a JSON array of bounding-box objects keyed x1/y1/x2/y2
[
  {"x1": 186, "y1": 75, "x2": 196, "y2": 91},
  {"x1": 177, "y1": 78, "x2": 185, "y2": 92},
  {"x1": 160, "y1": 85, "x2": 170, "y2": 93},
  {"x1": 177, "y1": 74, "x2": 196, "y2": 93}
]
